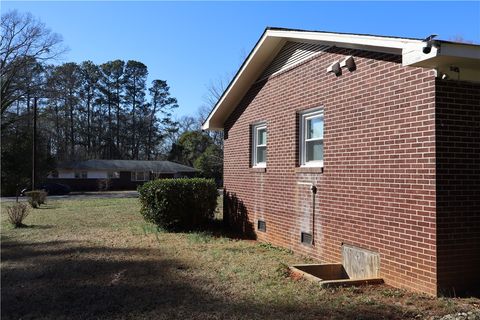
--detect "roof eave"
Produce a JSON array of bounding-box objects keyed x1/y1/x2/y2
[
  {"x1": 403, "y1": 41, "x2": 480, "y2": 82},
  {"x1": 202, "y1": 29, "x2": 420, "y2": 131},
  {"x1": 202, "y1": 29, "x2": 480, "y2": 131},
  {"x1": 202, "y1": 30, "x2": 286, "y2": 130}
]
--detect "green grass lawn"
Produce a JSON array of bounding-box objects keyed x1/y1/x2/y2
[{"x1": 1, "y1": 198, "x2": 478, "y2": 319}]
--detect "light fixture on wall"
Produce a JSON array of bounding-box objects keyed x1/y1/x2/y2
[
  {"x1": 326, "y1": 61, "x2": 341, "y2": 76},
  {"x1": 422, "y1": 34, "x2": 438, "y2": 54},
  {"x1": 340, "y1": 56, "x2": 356, "y2": 72}
]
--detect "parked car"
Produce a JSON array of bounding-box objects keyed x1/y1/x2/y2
[
  {"x1": 21, "y1": 183, "x2": 71, "y2": 196},
  {"x1": 39, "y1": 183, "x2": 71, "y2": 195}
]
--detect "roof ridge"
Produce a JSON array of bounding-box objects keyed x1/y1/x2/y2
[{"x1": 265, "y1": 26, "x2": 424, "y2": 41}]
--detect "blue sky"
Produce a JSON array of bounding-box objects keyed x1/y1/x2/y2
[{"x1": 3, "y1": 1, "x2": 479, "y2": 118}]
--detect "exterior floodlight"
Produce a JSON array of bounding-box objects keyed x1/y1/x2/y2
[
  {"x1": 340, "y1": 56, "x2": 356, "y2": 71},
  {"x1": 422, "y1": 34, "x2": 437, "y2": 54},
  {"x1": 326, "y1": 61, "x2": 341, "y2": 76}
]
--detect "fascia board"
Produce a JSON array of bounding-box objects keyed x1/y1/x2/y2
[
  {"x1": 402, "y1": 43, "x2": 439, "y2": 66},
  {"x1": 202, "y1": 34, "x2": 284, "y2": 130},
  {"x1": 403, "y1": 42, "x2": 480, "y2": 68},
  {"x1": 268, "y1": 30, "x2": 422, "y2": 53},
  {"x1": 202, "y1": 30, "x2": 426, "y2": 130},
  {"x1": 439, "y1": 42, "x2": 480, "y2": 60}
]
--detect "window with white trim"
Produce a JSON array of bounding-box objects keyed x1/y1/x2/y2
[
  {"x1": 131, "y1": 171, "x2": 149, "y2": 181},
  {"x1": 300, "y1": 109, "x2": 324, "y2": 167},
  {"x1": 252, "y1": 123, "x2": 267, "y2": 167}
]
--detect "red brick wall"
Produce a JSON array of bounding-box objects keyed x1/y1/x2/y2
[
  {"x1": 436, "y1": 80, "x2": 480, "y2": 296},
  {"x1": 223, "y1": 47, "x2": 439, "y2": 295}
]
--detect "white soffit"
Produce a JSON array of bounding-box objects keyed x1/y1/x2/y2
[{"x1": 269, "y1": 29, "x2": 421, "y2": 55}]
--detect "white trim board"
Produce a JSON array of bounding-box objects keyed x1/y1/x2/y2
[{"x1": 202, "y1": 28, "x2": 480, "y2": 130}]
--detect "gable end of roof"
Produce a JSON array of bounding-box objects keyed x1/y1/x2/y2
[{"x1": 202, "y1": 27, "x2": 480, "y2": 131}]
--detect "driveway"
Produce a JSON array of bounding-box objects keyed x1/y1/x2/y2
[{"x1": 1, "y1": 190, "x2": 139, "y2": 202}]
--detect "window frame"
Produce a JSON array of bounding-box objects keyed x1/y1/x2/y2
[
  {"x1": 299, "y1": 108, "x2": 324, "y2": 167},
  {"x1": 131, "y1": 171, "x2": 149, "y2": 182},
  {"x1": 251, "y1": 123, "x2": 267, "y2": 168}
]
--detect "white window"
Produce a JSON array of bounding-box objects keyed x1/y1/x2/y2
[
  {"x1": 75, "y1": 171, "x2": 88, "y2": 179},
  {"x1": 252, "y1": 123, "x2": 267, "y2": 167},
  {"x1": 300, "y1": 109, "x2": 324, "y2": 167},
  {"x1": 108, "y1": 171, "x2": 120, "y2": 179},
  {"x1": 131, "y1": 171, "x2": 149, "y2": 181}
]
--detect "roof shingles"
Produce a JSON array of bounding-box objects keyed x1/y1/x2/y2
[{"x1": 58, "y1": 160, "x2": 197, "y2": 173}]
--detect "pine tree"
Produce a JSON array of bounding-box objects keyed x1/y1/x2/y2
[
  {"x1": 147, "y1": 80, "x2": 178, "y2": 159},
  {"x1": 124, "y1": 60, "x2": 148, "y2": 159}
]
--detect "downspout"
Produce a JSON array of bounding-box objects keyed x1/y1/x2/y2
[
  {"x1": 311, "y1": 184, "x2": 317, "y2": 245},
  {"x1": 298, "y1": 181, "x2": 320, "y2": 245}
]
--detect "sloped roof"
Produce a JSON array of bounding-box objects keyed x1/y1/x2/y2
[
  {"x1": 202, "y1": 27, "x2": 480, "y2": 130},
  {"x1": 58, "y1": 160, "x2": 197, "y2": 173}
]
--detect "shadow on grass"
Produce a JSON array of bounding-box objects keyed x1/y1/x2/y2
[
  {"x1": 13, "y1": 224, "x2": 56, "y2": 230},
  {"x1": 25, "y1": 224, "x2": 56, "y2": 229},
  {"x1": 1, "y1": 224, "x2": 55, "y2": 231},
  {"x1": 1, "y1": 239, "x2": 414, "y2": 320},
  {"x1": 202, "y1": 218, "x2": 256, "y2": 241},
  {"x1": 34, "y1": 203, "x2": 61, "y2": 210}
]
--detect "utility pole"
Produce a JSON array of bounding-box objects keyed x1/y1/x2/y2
[{"x1": 32, "y1": 97, "x2": 37, "y2": 190}]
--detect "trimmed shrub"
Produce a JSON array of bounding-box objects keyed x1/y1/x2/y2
[
  {"x1": 7, "y1": 202, "x2": 30, "y2": 228},
  {"x1": 38, "y1": 190, "x2": 47, "y2": 204},
  {"x1": 25, "y1": 190, "x2": 48, "y2": 208},
  {"x1": 138, "y1": 178, "x2": 217, "y2": 231}
]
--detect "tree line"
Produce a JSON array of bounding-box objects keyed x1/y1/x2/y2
[{"x1": 1, "y1": 10, "x2": 224, "y2": 195}]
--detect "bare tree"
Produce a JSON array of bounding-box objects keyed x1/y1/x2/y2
[
  {"x1": 200, "y1": 73, "x2": 232, "y2": 112},
  {"x1": 1, "y1": 10, "x2": 66, "y2": 115},
  {"x1": 197, "y1": 73, "x2": 233, "y2": 147}
]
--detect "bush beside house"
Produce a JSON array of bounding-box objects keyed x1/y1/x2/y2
[
  {"x1": 25, "y1": 190, "x2": 47, "y2": 208},
  {"x1": 138, "y1": 178, "x2": 217, "y2": 231}
]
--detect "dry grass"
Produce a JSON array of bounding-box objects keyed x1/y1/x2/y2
[{"x1": 1, "y1": 198, "x2": 478, "y2": 319}]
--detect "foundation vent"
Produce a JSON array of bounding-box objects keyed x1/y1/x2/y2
[
  {"x1": 301, "y1": 232, "x2": 313, "y2": 245},
  {"x1": 257, "y1": 220, "x2": 266, "y2": 232}
]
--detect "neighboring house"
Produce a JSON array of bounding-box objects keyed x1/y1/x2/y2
[
  {"x1": 48, "y1": 159, "x2": 197, "y2": 191},
  {"x1": 203, "y1": 27, "x2": 480, "y2": 296}
]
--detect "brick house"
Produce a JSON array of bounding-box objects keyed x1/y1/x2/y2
[{"x1": 202, "y1": 28, "x2": 480, "y2": 296}]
